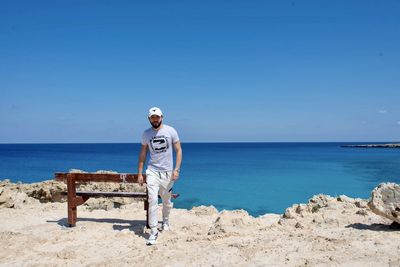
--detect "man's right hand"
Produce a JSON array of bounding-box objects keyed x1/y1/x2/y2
[{"x1": 137, "y1": 173, "x2": 144, "y2": 186}]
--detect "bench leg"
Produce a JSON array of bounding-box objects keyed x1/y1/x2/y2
[
  {"x1": 68, "y1": 206, "x2": 77, "y2": 227},
  {"x1": 67, "y1": 196, "x2": 90, "y2": 227},
  {"x1": 67, "y1": 175, "x2": 77, "y2": 227}
]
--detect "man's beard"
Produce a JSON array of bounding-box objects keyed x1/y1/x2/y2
[{"x1": 150, "y1": 120, "x2": 162, "y2": 129}]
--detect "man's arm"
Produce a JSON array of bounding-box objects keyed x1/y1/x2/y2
[
  {"x1": 172, "y1": 141, "x2": 182, "y2": 180},
  {"x1": 137, "y1": 144, "x2": 148, "y2": 186}
]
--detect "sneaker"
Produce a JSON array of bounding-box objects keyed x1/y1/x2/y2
[
  {"x1": 146, "y1": 231, "x2": 158, "y2": 246},
  {"x1": 161, "y1": 221, "x2": 170, "y2": 232}
]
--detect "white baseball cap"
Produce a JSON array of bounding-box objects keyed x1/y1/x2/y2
[{"x1": 148, "y1": 107, "x2": 163, "y2": 117}]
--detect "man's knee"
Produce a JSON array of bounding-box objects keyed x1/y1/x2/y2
[{"x1": 161, "y1": 192, "x2": 172, "y2": 202}]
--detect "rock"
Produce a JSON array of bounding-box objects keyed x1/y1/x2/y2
[
  {"x1": 84, "y1": 196, "x2": 136, "y2": 210},
  {"x1": 356, "y1": 209, "x2": 368, "y2": 216},
  {"x1": 294, "y1": 222, "x2": 304, "y2": 229},
  {"x1": 1, "y1": 179, "x2": 67, "y2": 204},
  {"x1": 310, "y1": 204, "x2": 322, "y2": 213},
  {"x1": 283, "y1": 195, "x2": 339, "y2": 218},
  {"x1": 312, "y1": 215, "x2": 324, "y2": 225},
  {"x1": 77, "y1": 181, "x2": 143, "y2": 194},
  {"x1": 283, "y1": 205, "x2": 297, "y2": 219},
  {"x1": 337, "y1": 195, "x2": 354, "y2": 203},
  {"x1": 309, "y1": 194, "x2": 335, "y2": 208},
  {"x1": 326, "y1": 201, "x2": 346, "y2": 210},
  {"x1": 306, "y1": 194, "x2": 340, "y2": 214},
  {"x1": 354, "y1": 199, "x2": 369, "y2": 209},
  {"x1": 0, "y1": 188, "x2": 38, "y2": 208},
  {"x1": 336, "y1": 195, "x2": 370, "y2": 210},
  {"x1": 0, "y1": 179, "x2": 12, "y2": 187},
  {"x1": 190, "y1": 205, "x2": 218, "y2": 216},
  {"x1": 368, "y1": 183, "x2": 400, "y2": 224},
  {"x1": 283, "y1": 203, "x2": 311, "y2": 218},
  {"x1": 295, "y1": 204, "x2": 310, "y2": 216},
  {"x1": 258, "y1": 213, "x2": 281, "y2": 226},
  {"x1": 324, "y1": 217, "x2": 339, "y2": 226},
  {"x1": 23, "y1": 181, "x2": 67, "y2": 203},
  {"x1": 84, "y1": 198, "x2": 116, "y2": 211},
  {"x1": 208, "y1": 210, "x2": 256, "y2": 235}
]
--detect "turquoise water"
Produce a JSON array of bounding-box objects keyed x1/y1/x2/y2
[{"x1": 0, "y1": 143, "x2": 399, "y2": 216}]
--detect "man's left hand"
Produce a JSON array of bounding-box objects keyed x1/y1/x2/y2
[{"x1": 172, "y1": 170, "x2": 180, "y2": 181}]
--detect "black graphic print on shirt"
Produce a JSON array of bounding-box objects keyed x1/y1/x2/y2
[{"x1": 150, "y1": 135, "x2": 169, "y2": 153}]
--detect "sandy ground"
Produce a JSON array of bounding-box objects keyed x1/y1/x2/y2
[{"x1": 1, "y1": 193, "x2": 400, "y2": 267}]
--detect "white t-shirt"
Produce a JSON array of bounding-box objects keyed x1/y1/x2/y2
[{"x1": 141, "y1": 124, "x2": 180, "y2": 171}]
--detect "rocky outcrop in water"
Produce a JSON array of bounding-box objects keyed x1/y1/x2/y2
[{"x1": 342, "y1": 143, "x2": 400, "y2": 148}]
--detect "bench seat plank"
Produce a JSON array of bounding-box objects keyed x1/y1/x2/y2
[
  {"x1": 61, "y1": 191, "x2": 147, "y2": 198},
  {"x1": 61, "y1": 191, "x2": 180, "y2": 199},
  {"x1": 55, "y1": 172, "x2": 146, "y2": 183}
]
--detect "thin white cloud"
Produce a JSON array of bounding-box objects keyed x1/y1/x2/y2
[
  {"x1": 397, "y1": 121, "x2": 400, "y2": 125},
  {"x1": 378, "y1": 110, "x2": 388, "y2": 114}
]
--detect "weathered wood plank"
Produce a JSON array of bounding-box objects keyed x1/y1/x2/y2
[
  {"x1": 65, "y1": 191, "x2": 147, "y2": 198},
  {"x1": 55, "y1": 172, "x2": 147, "y2": 183},
  {"x1": 61, "y1": 191, "x2": 180, "y2": 199}
]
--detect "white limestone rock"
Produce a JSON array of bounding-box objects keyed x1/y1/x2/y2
[
  {"x1": 368, "y1": 183, "x2": 400, "y2": 224},
  {"x1": 0, "y1": 188, "x2": 38, "y2": 208}
]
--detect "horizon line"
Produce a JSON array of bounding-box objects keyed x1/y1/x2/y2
[{"x1": 0, "y1": 141, "x2": 398, "y2": 145}]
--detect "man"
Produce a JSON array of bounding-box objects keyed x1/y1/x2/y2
[{"x1": 137, "y1": 107, "x2": 182, "y2": 245}]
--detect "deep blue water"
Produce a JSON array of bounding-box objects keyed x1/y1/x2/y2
[{"x1": 0, "y1": 142, "x2": 399, "y2": 216}]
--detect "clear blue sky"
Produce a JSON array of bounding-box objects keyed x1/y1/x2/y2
[{"x1": 1, "y1": 0, "x2": 399, "y2": 143}]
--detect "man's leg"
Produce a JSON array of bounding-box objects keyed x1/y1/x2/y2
[
  {"x1": 146, "y1": 170, "x2": 160, "y2": 232},
  {"x1": 159, "y1": 174, "x2": 174, "y2": 225}
]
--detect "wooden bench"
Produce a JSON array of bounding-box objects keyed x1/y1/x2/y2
[{"x1": 55, "y1": 172, "x2": 179, "y2": 228}]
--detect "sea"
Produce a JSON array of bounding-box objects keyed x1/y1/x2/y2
[{"x1": 0, "y1": 142, "x2": 399, "y2": 216}]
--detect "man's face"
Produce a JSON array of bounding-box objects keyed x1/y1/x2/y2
[{"x1": 149, "y1": 115, "x2": 163, "y2": 129}]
